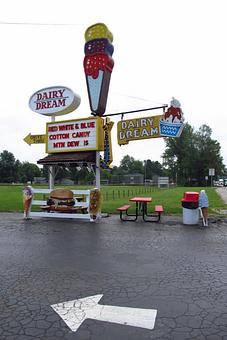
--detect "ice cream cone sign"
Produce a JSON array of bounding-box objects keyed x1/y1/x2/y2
[
  {"x1": 199, "y1": 190, "x2": 209, "y2": 227},
  {"x1": 83, "y1": 23, "x2": 114, "y2": 116},
  {"x1": 159, "y1": 97, "x2": 185, "y2": 138},
  {"x1": 164, "y1": 97, "x2": 184, "y2": 122},
  {"x1": 89, "y1": 188, "x2": 102, "y2": 221},
  {"x1": 22, "y1": 184, "x2": 33, "y2": 219}
]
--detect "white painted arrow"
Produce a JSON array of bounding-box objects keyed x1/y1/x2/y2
[{"x1": 51, "y1": 294, "x2": 157, "y2": 332}]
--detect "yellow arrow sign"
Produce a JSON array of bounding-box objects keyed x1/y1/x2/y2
[{"x1": 24, "y1": 133, "x2": 46, "y2": 145}]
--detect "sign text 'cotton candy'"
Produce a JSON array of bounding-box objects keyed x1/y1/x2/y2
[
  {"x1": 29, "y1": 86, "x2": 81, "y2": 116},
  {"x1": 84, "y1": 23, "x2": 114, "y2": 116},
  {"x1": 46, "y1": 116, "x2": 104, "y2": 153}
]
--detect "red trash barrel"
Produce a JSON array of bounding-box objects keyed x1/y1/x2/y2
[{"x1": 181, "y1": 192, "x2": 199, "y2": 225}]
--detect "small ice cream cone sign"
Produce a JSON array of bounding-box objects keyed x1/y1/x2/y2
[
  {"x1": 201, "y1": 207, "x2": 209, "y2": 222},
  {"x1": 160, "y1": 97, "x2": 185, "y2": 137},
  {"x1": 89, "y1": 188, "x2": 102, "y2": 221},
  {"x1": 83, "y1": 23, "x2": 114, "y2": 116},
  {"x1": 23, "y1": 185, "x2": 33, "y2": 219},
  {"x1": 199, "y1": 190, "x2": 209, "y2": 227}
]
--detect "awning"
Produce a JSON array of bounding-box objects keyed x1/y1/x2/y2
[{"x1": 37, "y1": 151, "x2": 96, "y2": 166}]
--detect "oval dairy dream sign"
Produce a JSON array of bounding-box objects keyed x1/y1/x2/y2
[{"x1": 29, "y1": 86, "x2": 81, "y2": 116}]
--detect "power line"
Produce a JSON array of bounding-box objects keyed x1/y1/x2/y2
[
  {"x1": 0, "y1": 21, "x2": 82, "y2": 26},
  {"x1": 113, "y1": 92, "x2": 166, "y2": 106},
  {"x1": 102, "y1": 105, "x2": 168, "y2": 118}
]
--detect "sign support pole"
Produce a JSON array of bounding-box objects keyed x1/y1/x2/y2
[
  {"x1": 209, "y1": 168, "x2": 215, "y2": 187},
  {"x1": 49, "y1": 166, "x2": 55, "y2": 190},
  {"x1": 96, "y1": 151, "x2": 100, "y2": 189},
  {"x1": 49, "y1": 115, "x2": 55, "y2": 190}
]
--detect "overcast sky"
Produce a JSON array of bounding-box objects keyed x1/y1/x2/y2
[{"x1": 1, "y1": 0, "x2": 227, "y2": 167}]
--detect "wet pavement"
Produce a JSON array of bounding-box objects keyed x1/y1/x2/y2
[{"x1": 1, "y1": 212, "x2": 227, "y2": 339}]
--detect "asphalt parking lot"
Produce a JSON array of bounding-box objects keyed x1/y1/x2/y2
[{"x1": 1, "y1": 212, "x2": 227, "y2": 340}]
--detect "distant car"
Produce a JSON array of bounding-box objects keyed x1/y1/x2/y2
[
  {"x1": 214, "y1": 181, "x2": 223, "y2": 187},
  {"x1": 219, "y1": 179, "x2": 224, "y2": 186}
]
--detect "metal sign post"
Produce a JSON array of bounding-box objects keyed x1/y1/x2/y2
[
  {"x1": 49, "y1": 115, "x2": 55, "y2": 190},
  {"x1": 209, "y1": 168, "x2": 215, "y2": 186},
  {"x1": 96, "y1": 151, "x2": 101, "y2": 189}
]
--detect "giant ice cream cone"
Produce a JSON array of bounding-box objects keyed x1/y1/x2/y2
[
  {"x1": 83, "y1": 23, "x2": 114, "y2": 116},
  {"x1": 89, "y1": 188, "x2": 102, "y2": 221},
  {"x1": 23, "y1": 197, "x2": 32, "y2": 218},
  {"x1": 22, "y1": 185, "x2": 33, "y2": 219},
  {"x1": 201, "y1": 207, "x2": 208, "y2": 219},
  {"x1": 199, "y1": 190, "x2": 209, "y2": 226}
]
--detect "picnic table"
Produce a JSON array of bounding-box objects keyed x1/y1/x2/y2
[{"x1": 117, "y1": 196, "x2": 164, "y2": 222}]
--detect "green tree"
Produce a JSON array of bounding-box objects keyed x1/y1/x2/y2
[
  {"x1": 55, "y1": 166, "x2": 70, "y2": 182},
  {"x1": 145, "y1": 159, "x2": 163, "y2": 179},
  {"x1": 69, "y1": 166, "x2": 79, "y2": 183},
  {"x1": 19, "y1": 162, "x2": 41, "y2": 183},
  {"x1": 76, "y1": 167, "x2": 94, "y2": 185},
  {"x1": 119, "y1": 155, "x2": 143, "y2": 174},
  {"x1": 41, "y1": 165, "x2": 49, "y2": 180},
  {"x1": 193, "y1": 125, "x2": 225, "y2": 185},
  {"x1": 162, "y1": 123, "x2": 195, "y2": 185},
  {"x1": 68, "y1": 165, "x2": 94, "y2": 185},
  {"x1": 163, "y1": 123, "x2": 225, "y2": 186},
  {"x1": 100, "y1": 168, "x2": 111, "y2": 182},
  {"x1": 0, "y1": 150, "x2": 20, "y2": 183}
]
